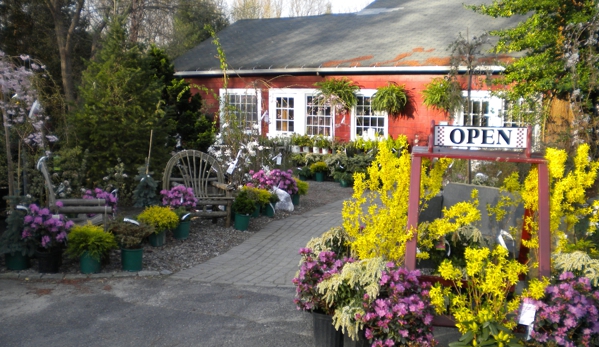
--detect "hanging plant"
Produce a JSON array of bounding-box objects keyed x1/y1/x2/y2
[
  {"x1": 421, "y1": 77, "x2": 463, "y2": 117},
  {"x1": 314, "y1": 77, "x2": 360, "y2": 114},
  {"x1": 371, "y1": 82, "x2": 409, "y2": 118}
]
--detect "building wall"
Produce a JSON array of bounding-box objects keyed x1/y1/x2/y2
[{"x1": 187, "y1": 73, "x2": 458, "y2": 146}]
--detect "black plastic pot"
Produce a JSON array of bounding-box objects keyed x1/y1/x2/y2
[{"x1": 312, "y1": 311, "x2": 343, "y2": 347}]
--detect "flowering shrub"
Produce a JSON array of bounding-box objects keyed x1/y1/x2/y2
[
  {"x1": 160, "y1": 185, "x2": 197, "y2": 209},
  {"x1": 247, "y1": 169, "x2": 298, "y2": 195},
  {"x1": 524, "y1": 272, "x2": 599, "y2": 347},
  {"x1": 358, "y1": 266, "x2": 436, "y2": 347},
  {"x1": 292, "y1": 247, "x2": 347, "y2": 315},
  {"x1": 83, "y1": 187, "x2": 118, "y2": 213},
  {"x1": 21, "y1": 203, "x2": 74, "y2": 249},
  {"x1": 429, "y1": 246, "x2": 526, "y2": 347}
]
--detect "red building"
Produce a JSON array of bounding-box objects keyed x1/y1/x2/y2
[{"x1": 174, "y1": 0, "x2": 521, "y2": 146}]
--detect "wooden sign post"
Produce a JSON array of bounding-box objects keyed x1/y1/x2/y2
[{"x1": 405, "y1": 121, "x2": 551, "y2": 278}]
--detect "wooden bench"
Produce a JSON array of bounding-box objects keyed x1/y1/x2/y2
[
  {"x1": 162, "y1": 150, "x2": 234, "y2": 227},
  {"x1": 37, "y1": 156, "x2": 113, "y2": 226}
]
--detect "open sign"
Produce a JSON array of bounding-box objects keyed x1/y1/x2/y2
[{"x1": 434, "y1": 125, "x2": 528, "y2": 149}]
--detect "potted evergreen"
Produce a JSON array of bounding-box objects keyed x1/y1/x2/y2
[
  {"x1": 66, "y1": 224, "x2": 118, "y2": 274},
  {"x1": 232, "y1": 190, "x2": 256, "y2": 231},
  {"x1": 0, "y1": 196, "x2": 35, "y2": 270},
  {"x1": 310, "y1": 161, "x2": 329, "y2": 182},
  {"x1": 108, "y1": 218, "x2": 154, "y2": 272},
  {"x1": 298, "y1": 134, "x2": 312, "y2": 153},
  {"x1": 137, "y1": 206, "x2": 179, "y2": 247}
]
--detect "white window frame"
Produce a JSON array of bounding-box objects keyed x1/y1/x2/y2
[
  {"x1": 268, "y1": 88, "x2": 334, "y2": 139},
  {"x1": 219, "y1": 88, "x2": 262, "y2": 135},
  {"x1": 454, "y1": 90, "x2": 504, "y2": 127},
  {"x1": 351, "y1": 90, "x2": 388, "y2": 140}
]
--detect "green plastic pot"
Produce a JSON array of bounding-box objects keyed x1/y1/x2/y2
[
  {"x1": 265, "y1": 204, "x2": 275, "y2": 218},
  {"x1": 173, "y1": 220, "x2": 191, "y2": 240},
  {"x1": 315, "y1": 172, "x2": 324, "y2": 182},
  {"x1": 4, "y1": 252, "x2": 30, "y2": 271},
  {"x1": 291, "y1": 194, "x2": 300, "y2": 206},
  {"x1": 121, "y1": 248, "x2": 143, "y2": 272},
  {"x1": 234, "y1": 213, "x2": 250, "y2": 231},
  {"x1": 80, "y1": 251, "x2": 101, "y2": 274},
  {"x1": 339, "y1": 179, "x2": 352, "y2": 188},
  {"x1": 251, "y1": 205, "x2": 260, "y2": 218},
  {"x1": 149, "y1": 230, "x2": 166, "y2": 247}
]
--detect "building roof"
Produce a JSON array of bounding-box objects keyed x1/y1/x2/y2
[{"x1": 174, "y1": 0, "x2": 523, "y2": 76}]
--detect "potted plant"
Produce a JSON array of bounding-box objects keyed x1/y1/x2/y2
[
  {"x1": 421, "y1": 77, "x2": 463, "y2": 117},
  {"x1": 521, "y1": 272, "x2": 599, "y2": 347},
  {"x1": 232, "y1": 189, "x2": 256, "y2": 231},
  {"x1": 0, "y1": 196, "x2": 36, "y2": 270},
  {"x1": 293, "y1": 227, "x2": 351, "y2": 347},
  {"x1": 311, "y1": 136, "x2": 321, "y2": 154},
  {"x1": 292, "y1": 177, "x2": 309, "y2": 206},
  {"x1": 108, "y1": 218, "x2": 154, "y2": 272},
  {"x1": 21, "y1": 203, "x2": 74, "y2": 273},
  {"x1": 290, "y1": 133, "x2": 302, "y2": 153},
  {"x1": 299, "y1": 134, "x2": 312, "y2": 153},
  {"x1": 316, "y1": 136, "x2": 331, "y2": 154},
  {"x1": 65, "y1": 224, "x2": 118, "y2": 274},
  {"x1": 371, "y1": 82, "x2": 409, "y2": 118},
  {"x1": 137, "y1": 206, "x2": 179, "y2": 247},
  {"x1": 264, "y1": 191, "x2": 279, "y2": 218},
  {"x1": 160, "y1": 185, "x2": 197, "y2": 240},
  {"x1": 333, "y1": 171, "x2": 354, "y2": 188},
  {"x1": 310, "y1": 161, "x2": 329, "y2": 182},
  {"x1": 429, "y1": 246, "x2": 527, "y2": 347},
  {"x1": 243, "y1": 186, "x2": 271, "y2": 217},
  {"x1": 172, "y1": 207, "x2": 193, "y2": 240},
  {"x1": 314, "y1": 77, "x2": 360, "y2": 116}
]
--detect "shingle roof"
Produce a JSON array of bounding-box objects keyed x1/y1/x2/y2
[{"x1": 174, "y1": 0, "x2": 523, "y2": 75}]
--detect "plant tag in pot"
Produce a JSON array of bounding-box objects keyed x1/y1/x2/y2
[
  {"x1": 181, "y1": 213, "x2": 191, "y2": 221},
  {"x1": 124, "y1": 218, "x2": 140, "y2": 226}
]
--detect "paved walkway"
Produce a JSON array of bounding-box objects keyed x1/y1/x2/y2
[{"x1": 171, "y1": 199, "x2": 345, "y2": 287}]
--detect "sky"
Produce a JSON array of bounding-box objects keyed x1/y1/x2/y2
[{"x1": 328, "y1": 0, "x2": 373, "y2": 13}]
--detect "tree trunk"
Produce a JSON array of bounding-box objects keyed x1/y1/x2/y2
[{"x1": 44, "y1": 0, "x2": 85, "y2": 109}]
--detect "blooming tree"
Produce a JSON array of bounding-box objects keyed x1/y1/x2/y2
[{"x1": 0, "y1": 51, "x2": 58, "y2": 197}]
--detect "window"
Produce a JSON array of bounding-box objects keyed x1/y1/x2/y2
[
  {"x1": 306, "y1": 96, "x2": 332, "y2": 136},
  {"x1": 353, "y1": 91, "x2": 387, "y2": 139},
  {"x1": 275, "y1": 96, "x2": 295, "y2": 133},
  {"x1": 268, "y1": 89, "x2": 333, "y2": 138},
  {"x1": 220, "y1": 89, "x2": 261, "y2": 134},
  {"x1": 455, "y1": 91, "x2": 504, "y2": 127}
]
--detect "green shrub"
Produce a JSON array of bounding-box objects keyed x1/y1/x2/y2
[
  {"x1": 108, "y1": 219, "x2": 155, "y2": 249},
  {"x1": 232, "y1": 190, "x2": 256, "y2": 215},
  {"x1": 295, "y1": 178, "x2": 309, "y2": 195},
  {"x1": 138, "y1": 205, "x2": 179, "y2": 232},
  {"x1": 310, "y1": 161, "x2": 329, "y2": 174},
  {"x1": 66, "y1": 224, "x2": 118, "y2": 261}
]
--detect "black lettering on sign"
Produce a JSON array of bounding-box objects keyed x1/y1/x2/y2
[
  {"x1": 482, "y1": 129, "x2": 494, "y2": 145},
  {"x1": 497, "y1": 130, "x2": 512, "y2": 145},
  {"x1": 467, "y1": 129, "x2": 480, "y2": 144},
  {"x1": 450, "y1": 129, "x2": 465, "y2": 144}
]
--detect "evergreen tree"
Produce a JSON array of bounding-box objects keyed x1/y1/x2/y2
[
  {"x1": 71, "y1": 17, "x2": 172, "y2": 184},
  {"x1": 146, "y1": 45, "x2": 215, "y2": 152}
]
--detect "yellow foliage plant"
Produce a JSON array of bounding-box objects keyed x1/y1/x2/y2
[
  {"x1": 429, "y1": 246, "x2": 528, "y2": 347},
  {"x1": 341, "y1": 135, "x2": 478, "y2": 263},
  {"x1": 487, "y1": 144, "x2": 599, "y2": 272}
]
